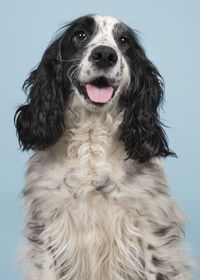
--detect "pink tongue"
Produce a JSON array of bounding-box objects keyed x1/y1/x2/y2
[{"x1": 86, "y1": 84, "x2": 114, "y2": 103}]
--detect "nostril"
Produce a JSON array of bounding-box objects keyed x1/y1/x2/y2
[
  {"x1": 93, "y1": 52, "x2": 102, "y2": 61},
  {"x1": 109, "y1": 53, "x2": 118, "y2": 64}
]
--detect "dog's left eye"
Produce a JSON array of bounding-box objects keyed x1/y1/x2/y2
[
  {"x1": 73, "y1": 31, "x2": 87, "y2": 43},
  {"x1": 119, "y1": 36, "x2": 129, "y2": 47}
]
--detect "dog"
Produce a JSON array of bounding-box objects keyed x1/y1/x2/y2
[{"x1": 15, "y1": 14, "x2": 194, "y2": 280}]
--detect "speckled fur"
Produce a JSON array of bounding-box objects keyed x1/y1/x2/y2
[
  {"x1": 18, "y1": 15, "x2": 195, "y2": 280},
  {"x1": 20, "y1": 103, "x2": 194, "y2": 280}
]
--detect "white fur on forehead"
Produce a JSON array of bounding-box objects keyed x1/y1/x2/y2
[
  {"x1": 88, "y1": 15, "x2": 120, "y2": 47},
  {"x1": 92, "y1": 14, "x2": 120, "y2": 30}
]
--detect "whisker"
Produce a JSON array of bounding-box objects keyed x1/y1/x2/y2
[{"x1": 67, "y1": 64, "x2": 79, "y2": 83}]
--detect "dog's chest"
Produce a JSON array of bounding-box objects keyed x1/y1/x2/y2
[
  {"x1": 26, "y1": 113, "x2": 145, "y2": 279},
  {"x1": 42, "y1": 190, "x2": 143, "y2": 280},
  {"x1": 33, "y1": 149, "x2": 143, "y2": 279}
]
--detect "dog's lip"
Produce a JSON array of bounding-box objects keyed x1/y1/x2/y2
[
  {"x1": 79, "y1": 76, "x2": 116, "y2": 87},
  {"x1": 77, "y1": 77, "x2": 118, "y2": 105}
]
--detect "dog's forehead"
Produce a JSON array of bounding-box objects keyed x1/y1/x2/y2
[
  {"x1": 93, "y1": 14, "x2": 120, "y2": 29},
  {"x1": 90, "y1": 15, "x2": 122, "y2": 46},
  {"x1": 92, "y1": 15, "x2": 122, "y2": 36}
]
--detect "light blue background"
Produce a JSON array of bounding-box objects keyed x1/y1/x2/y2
[{"x1": 1, "y1": 0, "x2": 199, "y2": 278}]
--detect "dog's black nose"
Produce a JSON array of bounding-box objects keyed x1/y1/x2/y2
[{"x1": 90, "y1": 46, "x2": 118, "y2": 68}]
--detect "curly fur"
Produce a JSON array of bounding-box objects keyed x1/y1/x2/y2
[{"x1": 15, "y1": 15, "x2": 195, "y2": 280}]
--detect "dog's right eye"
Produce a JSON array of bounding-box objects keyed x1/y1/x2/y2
[{"x1": 73, "y1": 31, "x2": 87, "y2": 43}]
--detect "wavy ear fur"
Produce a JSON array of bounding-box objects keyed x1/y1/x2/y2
[
  {"x1": 120, "y1": 40, "x2": 175, "y2": 163},
  {"x1": 15, "y1": 38, "x2": 69, "y2": 151}
]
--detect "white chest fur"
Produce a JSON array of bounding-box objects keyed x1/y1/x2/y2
[
  {"x1": 23, "y1": 109, "x2": 145, "y2": 279},
  {"x1": 22, "y1": 108, "x2": 187, "y2": 280}
]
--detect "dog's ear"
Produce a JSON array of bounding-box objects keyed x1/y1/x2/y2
[
  {"x1": 120, "y1": 42, "x2": 176, "y2": 162},
  {"x1": 15, "y1": 37, "x2": 69, "y2": 151}
]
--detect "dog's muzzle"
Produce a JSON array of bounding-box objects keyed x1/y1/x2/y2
[{"x1": 77, "y1": 46, "x2": 119, "y2": 105}]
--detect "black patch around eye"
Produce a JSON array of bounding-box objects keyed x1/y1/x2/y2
[
  {"x1": 68, "y1": 16, "x2": 96, "y2": 36},
  {"x1": 113, "y1": 23, "x2": 133, "y2": 50},
  {"x1": 60, "y1": 16, "x2": 96, "y2": 60}
]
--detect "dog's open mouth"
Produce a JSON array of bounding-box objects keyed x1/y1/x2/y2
[{"x1": 77, "y1": 77, "x2": 117, "y2": 105}]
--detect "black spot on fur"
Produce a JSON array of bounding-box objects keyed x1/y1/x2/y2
[
  {"x1": 59, "y1": 262, "x2": 71, "y2": 278},
  {"x1": 25, "y1": 222, "x2": 45, "y2": 245},
  {"x1": 156, "y1": 273, "x2": 168, "y2": 280},
  {"x1": 162, "y1": 235, "x2": 181, "y2": 246},
  {"x1": 147, "y1": 244, "x2": 154, "y2": 250},
  {"x1": 152, "y1": 255, "x2": 163, "y2": 267},
  {"x1": 153, "y1": 187, "x2": 169, "y2": 197},
  {"x1": 27, "y1": 236, "x2": 44, "y2": 245},
  {"x1": 96, "y1": 177, "x2": 111, "y2": 191},
  {"x1": 148, "y1": 270, "x2": 155, "y2": 274},
  {"x1": 47, "y1": 245, "x2": 55, "y2": 253},
  {"x1": 154, "y1": 226, "x2": 172, "y2": 236},
  {"x1": 35, "y1": 263, "x2": 43, "y2": 269}
]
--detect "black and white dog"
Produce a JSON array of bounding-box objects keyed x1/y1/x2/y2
[{"x1": 15, "y1": 15, "x2": 194, "y2": 280}]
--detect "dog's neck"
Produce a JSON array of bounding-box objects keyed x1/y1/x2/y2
[
  {"x1": 64, "y1": 93, "x2": 123, "y2": 141},
  {"x1": 55, "y1": 98, "x2": 125, "y2": 186}
]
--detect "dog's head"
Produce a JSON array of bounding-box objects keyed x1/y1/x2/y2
[{"x1": 15, "y1": 15, "x2": 175, "y2": 162}]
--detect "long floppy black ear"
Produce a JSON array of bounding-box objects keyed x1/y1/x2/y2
[
  {"x1": 120, "y1": 38, "x2": 176, "y2": 163},
  {"x1": 15, "y1": 37, "x2": 69, "y2": 151}
]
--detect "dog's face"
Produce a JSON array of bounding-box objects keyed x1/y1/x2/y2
[
  {"x1": 71, "y1": 15, "x2": 130, "y2": 110},
  {"x1": 15, "y1": 15, "x2": 175, "y2": 162},
  {"x1": 58, "y1": 15, "x2": 133, "y2": 111}
]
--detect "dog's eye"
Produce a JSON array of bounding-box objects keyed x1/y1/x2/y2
[
  {"x1": 73, "y1": 31, "x2": 87, "y2": 43},
  {"x1": 119, "y1": 36, "x2": 129, "y2": 47}
]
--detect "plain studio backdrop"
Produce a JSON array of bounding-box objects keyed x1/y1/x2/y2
[{"x1": 0, "y1": 0, "x2": 199, "y2": 278}]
